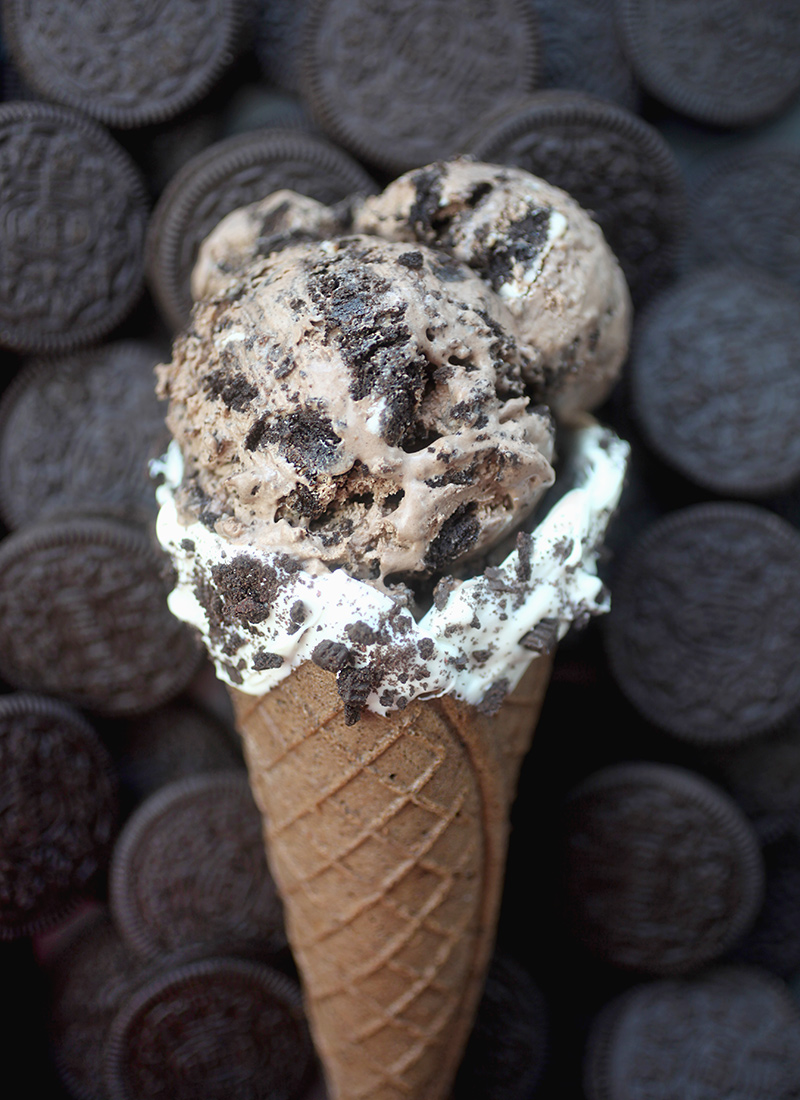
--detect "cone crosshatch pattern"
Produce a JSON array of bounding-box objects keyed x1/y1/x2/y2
[{"x1": 231, "y1": 656, "x2": 552, "y2": 1100}]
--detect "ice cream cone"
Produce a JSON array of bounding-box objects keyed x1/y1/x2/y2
[{"x1": 229, "y1": 653, "x2": 553, "y2": 1100}]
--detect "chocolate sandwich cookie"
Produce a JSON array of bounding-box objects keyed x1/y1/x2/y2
[
  {"x1": 454, "y1": 953, "x2": 549, "y2": 1100},
  {"x1": 692, "y1": 148, "x2": 800, "y2": 290},
  {"x1": 103, "y1": 957, "x2": 314, "y2": 1100},
  {"x1": 562, "y1": 763, "x2": 764, "y2": 975},
  {"x1": 301, "y1": 0, "x2": 540, "y2": 174},
  {"x1": 605, "y1": 504, "x2": 800, "y2": 744},
  {"x1": 48, "y1": 908, "x2": 147, "y2": 1100},
  {"x1": 466, "y1": 91, "x2": 686, "y2": 303},
  {"x1": 3, "y1": 0, "x2": 241, "y2": 128},
  {"x1": 110, "y1": 773, "x2": 286, "y2": 960},
  {"x1": 0, "y1": 103, "x2": 148, "y2": 353},
  {"x1": 584, "y1": 965, "x2": 800, "y2": 1100},
  {"x1": 147, "y1": 128, "x2": 377, "y2": 330},
  {"x1": 116, "y1": 700, "x2": 244, "y2": 802},
  {"x1": 0, "y1": 694, "x2": 117, "y2": 939},
  {"x1": 0, "y1": 517, "x2": 203, "y2": 716},
  {"x1": 529, "y1": 0, "x2": 639, "y2": 110},
  {"x1": 615, "y1": 0, "x2": 800, "y2": 127},
  {"x1": 631, "y1": 266, "x2": 800, "y2": 498},
  {"x1": 0, "y1": 340, "x2": 168, "y2": 530}
]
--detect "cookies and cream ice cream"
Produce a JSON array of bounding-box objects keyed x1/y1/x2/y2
[{"x1": 155, "y1": 158, "x2": 630, "y2": 723}]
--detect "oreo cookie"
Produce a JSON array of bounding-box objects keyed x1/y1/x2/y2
[
  {"x1": 585, "y1": 965, "x2": 800, "y2": 1100},
  {"x1": 147, "y1": 128, "x2": 377, "y2": 330},
  {"x1": 0, "y1": 516, "x2": 203, "y2": 715},
  {"x1": 116, "y1": 699, "x2": 244, "y2": 802},
  {"x1": 630, "y1": 266, "x2": 800, "y2": 498},
  {"x1": 562, "y1": 763, "x2": 764, "y2": 975},
  {"x1": 3, "y1": 0, "x2": 242, "y2": 128},
  {"x1": 0, "y1": 103, "x2": 148, "y2": 353},
  {"x1": 103, "y1": 957, "x2": 314, "y2": 1100},
  {"x1": 0, "y1": 340, "x2": 169, "y2": 530},
  {"x1": 605, "y1": 504, "x2": 800, "y2": 745},
  {"x1": 692, "y1": 148, "x2": 800, "y2": 290},
  {"x1": 110, "y1": 773, "x2": 286, "y2": 961},
  {"x1": 0, "y1": 694, "x2": 117, "y2": 939},
  {"x1": 48, "y1": 908, "x2": 147, "y2": 1100},
  {"x1": 465, "y1": 91, "x2": 686, "y2": 303},
  {"x1": 615, "y1": 0, "x2": 800, "y2": 127},
  {"x1": 301, "y1": 0, "x2": 540, "y2": 174}
]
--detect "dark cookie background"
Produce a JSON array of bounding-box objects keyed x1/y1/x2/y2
[{"x1": 1, "y1": 3, "x2": 800, "y2": 1099}]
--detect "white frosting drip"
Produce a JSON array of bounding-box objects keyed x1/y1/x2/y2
[{"x1": 154, "y1": 423, "x2": 628, "y2": 713}]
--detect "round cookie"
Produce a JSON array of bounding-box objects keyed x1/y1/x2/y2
[
  {"x1": 147, "y1": 128, "x2": 377, "y2": 330},
  {"x1": 0, "y1": 516, "x2": 203, "y2": 716},
  {"x1": 103, "y1": 957, "x2": 314, "y2": 1100},
  {"x1": 301, "y1": 0, "x2": 540, "y2": 173},
  {"x1": 615, "y1": 0, "x2": 800, "y2": 127},
  {"x1": 3, "y1": 0, "x2": 242, "y2": 128},
  {"x1": 466, "y1": 91, "x2": 686, "y2": 304},
  {"x1": 0, "y1": 695, "x2": 117, "y2": 939},
  {"x1": 630, "y1": 266, "x2": 800, "y2": 498},
  {"x1": 0, "y1": 103, "x2": 148, "y2": 353},
  {"x1": 584, "y1": 965, "x2": 800, "y2": 1100},
  {"x1": 562, "y1": 762, "x2": 764, "y2": 974},
  {"x1": 604, "y1": 504, "x2": 800, "y2": 744},
  {"x1": 110, "y1": 773, "x2": 286, "y2": 961},
  {"x1": 0, "y1": 340, "x2": 169, "y2": 529},
  {"x1": 692, "y1": 148, "x2": 800, "y2": 290}
]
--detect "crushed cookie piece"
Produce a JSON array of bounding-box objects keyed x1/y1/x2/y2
[{"x1": 312, "y1": 639, "x2": 352, "y2": 671}]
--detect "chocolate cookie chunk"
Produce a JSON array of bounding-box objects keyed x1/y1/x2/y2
[
  {"x1": 103, "y1": 957, "x2": 314, "y2": 1100},
  {"x1": 630, "y1": 266, "x2": 800, "y2": 497},
  {"x1": 0, "y1": 340, "x2": 169, "y2": 529},
  {"x1": 615, "y1": 0, "x2": 800, "y2": 127},
  {"x1": 301, "y1": 0, "x2": 540, "y2": 173},
  {"x1": 147, "y1": 128, "x2": 376, "y2": 330},
  {"x1": 584, "y1": 965, "x2": 800, "y2": 1100},
  {"x1": 110, "y1": 773, "x2": 286, "y2": 960},
  {"x1": 0, "y1": 517, "x2": 203, "y2": 715},
  {"x1": 466, "y1": 91, "x2": 686, "y2": 303},
  {"x1": 692, "y1": 148, "x2": 800, "y2": 290},
  {"x1": 48, "y1": 908, "x2": 147, "y2": 1100},
  {"x1": 0, "y1": 695, "x2": 117, "y2": 939},
  {"x1": 605, "y1": 504, "x2": 800, "y2": 744},
  {"x1": 3, "y1": 0, "x2": 241, "y2": 128},
  {"x1": 562, "y1": 763, "x2": 764, "y2": 974}
]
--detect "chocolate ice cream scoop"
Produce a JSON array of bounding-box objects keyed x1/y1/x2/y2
[{"x1": 159, "y1": 233, "x2": 556, "y2": 585}]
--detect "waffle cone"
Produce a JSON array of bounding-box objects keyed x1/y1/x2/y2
[{"x1": 229, "y1": 655, "x2": 552, "y2": 1100}]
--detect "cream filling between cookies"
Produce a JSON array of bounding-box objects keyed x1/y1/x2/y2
[{"x1": 154, "y1": 422, "x2": 628, "y2": 714}]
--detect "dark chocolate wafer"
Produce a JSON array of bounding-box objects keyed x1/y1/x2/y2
[
  {"x1": 146, "y1": 128, "x2": 377, "y2": 330},
  {"x1": 0, "y1": 103, "x2": 148, "y2": 353},
  {"x1": 584, "y1": 965, "x2": 800, "y2": 1100},
  {"x1": 0, "y1": 340, "x2": 169, "y2": 530},
  {"x1": 0, "y1": 694, "x2": 117, "y2": 939},
  {"x1": 0, "y1": 517, "x2": 203, "y2": 716},
  {"x1": 630, "y1": 266, "x2": 800, "y2": 498},
  {"x1": 466, "y1": 91, "x2": 686, "y2": 303},
  {"x1": 110, "y1": 773, "x2": 286, "y2": 961},
  {"x1": 301, "y1": 0, "x2": 540, "y2": 174},
  {"x1": 115, "y1": 699, "x2": 244, "y2": 802},
  {"x1": 103, "y1": 957, "x2": 314, "y2": 1100},
  {"x1": 48, "y1": 908, "x2": 147, "y2": 1100},
  {"x1": 453, "y1": 953, "x2": 549, "y2": 1100},
  {"x1": 692, "y1": 148, "x2": 800, "y2": 290},
  {"x1": 530, "y1": 0, "x2": 639, "y2": 110},
  {"x1": 615, "y1": 0, "x2": 800, "y2": 127},
  {"x1": 3, "y1": 0, "x2": 242, "y2": 129},
  {"x1": 562, "y1": 763, "x2": 764, "y2": 975},
  {"x1": 605, "y1": 504, "x2": 800, "y2": 744}
]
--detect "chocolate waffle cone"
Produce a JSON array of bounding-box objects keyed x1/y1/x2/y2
[{"x1": 229, "y1": 654, "x2": 552, "y2": 1100}]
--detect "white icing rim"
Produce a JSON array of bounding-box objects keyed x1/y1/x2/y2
[{"x1": 154, "y1": 421, "x2": 628, "y2": 713}]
